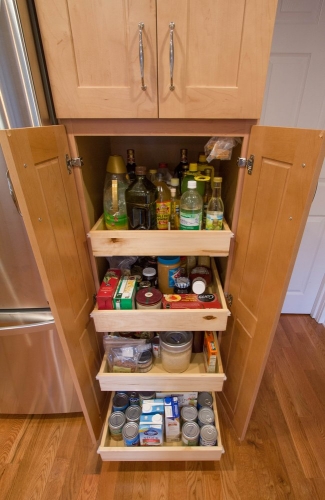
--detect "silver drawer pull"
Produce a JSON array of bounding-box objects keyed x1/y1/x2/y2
[
  {"x1": 169, "y1": 22, "x2": 175, "y2": 91},
  {"x1": 138, "y1": 22, "x2": 147, "y2": 91}
]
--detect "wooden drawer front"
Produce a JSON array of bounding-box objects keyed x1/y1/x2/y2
[
  {"x1": 88, "y1": 216, "x2": 233, "y2": 257},
  {"x1": 91, "y1": 259, "x2": 230, "y2": 332},
  {"x1": 96, "y1": 349, "x2": 226, "y2": 393},
  {"x1": 97, "y1": 392, "x2": 224, "y2": 462}
]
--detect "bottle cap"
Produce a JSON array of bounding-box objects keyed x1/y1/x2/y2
[
  {"x1": 135, "y1": 166, "x2": 146, "y2": 175},
  {"x1": 198, "y1": 154, "x2": 207, "y2": 163},
  {"x1": 170, "y1": 187, "x2": 176, "y2": 195},
  {"x1": 188, "y1": 180, "x2": 197, "y2": 188},
  {"x1": 149, "y1": 169, "x2": 157, "y2": 174},
  {"x1": 189, "y1": 163, "x2": 198, "y2": 172},
  {"x1": 214, "y1": 177, "x2": 222, "y2": 182},
  {"x1": 159, "y1": 162, "x2": 168, "y2": 168},
  {"x1": 106, "y1": 155, "x2": 127, "y2": 174},
  {"x1": 170, "y1": 178, "x2": 179, "y2": 186}
]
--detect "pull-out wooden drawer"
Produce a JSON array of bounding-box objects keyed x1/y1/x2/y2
[
  {"x1": 91, "y1": 259, "x2": 230, "y2": 332},
  {"x1": 97, "y1": 392, "x2": 224, "y2": 462},
  {"x1": 88, "y1": 215, "x2": 233, "y2": 257},
  {"x1": 96, "y1": 345, "x2": 226, "y2": 392}
]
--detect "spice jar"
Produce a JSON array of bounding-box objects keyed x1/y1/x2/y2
[
  {"x1": 136, "y1": 288, "x2": 162, "y2": 310},
  {"x1": 160, "y1": 331, "x2": 193, "y2": 373},
  {"x1": 142, "y1": 267, "x2": 157, "y2": 287},
  {"x1": 157, "y1": 256, "x2": 181, "y2": 294},
  {"x1": 174, "y1": 276, "x2": 191, "y2": 294},
  {"x1": 137, "y1": 350, "x2": 153, "y2": 372}
]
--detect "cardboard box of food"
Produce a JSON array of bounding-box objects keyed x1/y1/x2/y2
[
  {"x1": 139, "y1": 414, "x2": 164, "y2": 446},
  {"x1": 113, "y1": 276, "x2": 137, "y2": 310},
  {"x1": 164, "y1": 397, "x2": 181, "y2": 442},
  {"x1": 156, "y1": 392, "x2": 198, "y2": 408},
  {"x1": 162, "y1": 293, "x2": 221, "y2": 309},
  {"x1": 96, "y1": 269, "x2": 121, "y2": 310}
]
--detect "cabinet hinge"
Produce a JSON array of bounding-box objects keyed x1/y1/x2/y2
[
  {"x1": 237, "y1": 155, "x2": 254, "y2": 175},
  {"x1": 65, "y1": 155, "x2": 84, "y2": 174},
  {"x1": 225, "y1": 293, "x2": 233, "y2": 308}
]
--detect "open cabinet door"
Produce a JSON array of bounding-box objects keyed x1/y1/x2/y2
[
  {"x1": 220, "y1": 126, "x2": 325, "y2": 440},
  {"x1": 1, "y1": 126, "x2": 105, "y2": 443}
]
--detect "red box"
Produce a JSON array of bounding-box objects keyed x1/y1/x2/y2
[
  {"x1": 96, "y1": 269, "x2": 121, "y2": 310},
  {"x1": 162, "y1": 293, "x2": 222, "y2": 309}
]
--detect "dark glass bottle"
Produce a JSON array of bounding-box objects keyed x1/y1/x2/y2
[
  {"x1": 125, "y1": 166, "x2": 158, "y2": 230},
  {"x1": 173, "y1": 148, "x2": 189, "y2": 186},
  {"x1": 126, "y1": 149, "x2": 136, "y2": 181}
]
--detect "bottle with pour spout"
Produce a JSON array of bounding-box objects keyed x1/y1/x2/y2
[
  {"x1": 125, "y1": 166, "x2": 158, "y2": 229},
  {"x1": 103, "y1": 155, "x2": 129, "y2": 230}
]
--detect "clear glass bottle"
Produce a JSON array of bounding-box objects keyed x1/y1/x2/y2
[
  {"x1": 126, "y1": 149, "x2": 136, "y2": 181},
  {"x1": 205, "y1": 177, "x2": 224, "y2": 230},
  {"x1": 181, "y1": 163, "x2": 206, "y2": 197},
  {"x1": 155, "y1": 173, "x2": 171, "y2": 230},
  {"x1": 170, "y1": 177, "x2": 181, "y2": 198},
  {"x1": 149, "y1": 169, "x2": 158, "y2": 184},
  {"x1": 103, "y1": 155, "x2": 129, "y2": 230},
  {"x1": 170, "y1": 187, "x2": 180, "y2": 230},
  {"x1": 125, "y1": 166, "x2": 158, "y2": 230},
  {"x1": 173, "y1": 148, "x2": 189, "y2": 185},
  {"x1": 180, "y1": 180, "x2": 203, "y2": 231},
  {"x1": 202, "y1": 173, "x2": 213, "y2": 228}
]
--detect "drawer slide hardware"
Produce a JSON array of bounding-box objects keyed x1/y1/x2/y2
[
  {"x1": 237, "y1": 155, "x2": 254, "y2": 175},
  {"x1": 225, "y1": 293, "x2": 233, "y2": 308},
  {"x1": 66, "y1": 155, "x2": 83, "y2": 174}
]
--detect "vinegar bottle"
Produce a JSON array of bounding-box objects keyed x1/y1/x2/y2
[
  {"x1": 180, "y1": 180, "x2": 203, "y2": 231},
  {"x1": 155, "y1": 173, "x2": 171, "y2": 230},
  {"x1": 170, "y1": 187, "x2": 180, "y2": 230},
  {"x1": 205, "y1": 177, "x2": 224, "y2": 230}
]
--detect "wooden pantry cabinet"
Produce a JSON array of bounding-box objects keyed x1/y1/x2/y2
[
  {"x1": 33, "y1": 0, "x2": 277, "y2": 119},
  {"x1": 2, "y1": 120, "x2": 324, "y2": 459}
]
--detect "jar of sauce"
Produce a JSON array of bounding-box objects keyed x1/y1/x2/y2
[
  {"x1": 142, "y1": 267, "x2": 157, "y2": 287},
  {"x1": 157, "y1": 256, "x2": 181, "y2": 294},
  {"x1": 136, "y1": 288, "x2": 162, "y2": 309},
  {"x1": 174, "y1": 277, "x2": 191, "y2": 294}
]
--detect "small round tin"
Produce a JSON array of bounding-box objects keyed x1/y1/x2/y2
[
  {"x1": 200, "y1": 424, "x2": 218, "y2": 446},
  {"x1": 182, "y1": 421, "x2": 200, "y2": 446},
  {"x1": 125, "y1": 405, "x2": 142, "y2": 423},
  {"x1": 108, "y1": 411, "x2": 126, "y2": 441},
  {"x1": 136, "y1": 288, "x2": 162, "y2": 310},
  {"x1": 128, "y1": 391, "x2": 140, "y2": 406},
  {"x1": 122, "y1": 422, "x2": 140, "y2": 446},
  {"x1": 139, "y1": 391, "x2": 156, "y2": 406},
  {"x1": 197, "y1": 392, "x2": 213, "y2": 409},
  {"x1": 198, "y1": 407, "x2": 215, "y2": 427},
  {"x1": 138, "y1": 350, "x2": 153, "y2": 372},
  {"x1": 181, "y1": 405, "x2": 198, "y2": 424},
  {"x1": 112, "y1": 392, "x2": 129, "y2": 412}
]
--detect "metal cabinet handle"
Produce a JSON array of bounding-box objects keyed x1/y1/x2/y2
[
  {"x1": 169, "y1": 22, "x2": 175, "y2": 91},
  {"x1": 6, "y1": 169, "x2": 22, "y2": 217},
  {"x1": 138, "y1": 22, "x2": 147, "y2": 91}
]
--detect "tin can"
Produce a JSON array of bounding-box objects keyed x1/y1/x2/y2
[
  {"x1": 108, "y1": 411, "x2": 126, "y2": 441},
  {"x1": 138, "y1": 350, "x2": 153, "y2": 372},
  {"x1": 139, "y1": 391, "x2": 156, "y2": 406},
  {"x1": 112, "y1": 392, "x2": 129, "y2": 412},
  {"x1": 181, "y1": 405, "x2": 198, "y2": 424},
  {"x1": 198, "y1": 407, "x2": 215, "y2": 427},
  {"x1": 125, "y1": 405, "x2": 142, "y2": 423},
  {"x1": 197, "y1": 392, "x2": 213, "y2": 409},
  {"x1": 182, "y1": 421, "x2": 200, "y2": 446},
  {"x1": 128, "y1": 391, "x2": 140, "y2": 406},
  {"x1": 200, "y1": 424, "x2": 218, "y2": 446},
  {"x1": 122, "y1": 422, "x2": 140, "y2": 446}
]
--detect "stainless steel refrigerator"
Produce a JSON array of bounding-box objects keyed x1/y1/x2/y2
[{"x1": 0, "y1": 0, "x2": 80, "y2": 413}]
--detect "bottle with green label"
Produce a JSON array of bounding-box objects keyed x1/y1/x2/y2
[
  {"x1": 205, "y1": 177, "x2": 224, "y2": 230},
  {"x1": 180, "y1": 180, "x2": 203, "y2": 231},
  {"x1": 103, "y1": 155, "x2": 129, "y2": 230}
]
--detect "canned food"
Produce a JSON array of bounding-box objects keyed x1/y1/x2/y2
[
  {"x1": 108, "y1": 411, "x2": 126, "y2": 441},
  {"x1": 125, "y1": 405, "x2": 142, "y2": 423},
  {"x1": 112, "y1": 392, "x2": 129, "y2": 412},
  {"x1": 128, "y1": 391, "x2": 140, "y2": 406},
  {"x1": 197, "y1": 392, "x2": 213, "y2": 409},
  {"x1": 122, "y1": 422, "x2": 140, "y2": 446},
  {"x1": 182, "y1": 421, "x2": 200, "y2": 446},
  {"x1": 139, "y1": 391, "x2": 156, "y2": 406},
  {"x1": 198, "y1": 407, "x2": 215, "y2": 427},
  {"x1": 200, "y1": 424, "x2": 218, "y2": 446},
  {"x1": 138, "y1": 350, "x2": 153, "y2": 372},
  {"x1": 181, "y1": 405, "x2": 198, "y2": 424}
]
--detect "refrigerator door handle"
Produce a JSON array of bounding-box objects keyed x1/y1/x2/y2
[
  {"x1": 6, "y1": 169, "x2": 22, "y2": 216},
  {"x1": 0, "y1": 313, "x2": 55, "y2": 337}
]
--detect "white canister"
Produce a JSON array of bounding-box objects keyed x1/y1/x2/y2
[{"x1": 160, "y1": 331, "x2": 193, "y2": 373}]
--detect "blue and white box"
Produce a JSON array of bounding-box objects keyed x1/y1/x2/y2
[
  {"x1": 139, "y1": 414, "x2": 163, "y2": 446},
  {"x1": 164, "y1": 396, "x2": 181, "y2": 442}
]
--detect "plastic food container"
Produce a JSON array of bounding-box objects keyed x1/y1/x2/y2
[
  {"x1": 157, "y1": 256, "x2": 181, "y2": 294},
  {"x1": 136, "y1": 288, "x2": 162, "y2": 310},
  {"x1": 160, "y1": 331, "x2": 193, "y2": 373}
]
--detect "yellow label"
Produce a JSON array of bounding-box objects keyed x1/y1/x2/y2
[{"x1": 156, "y1": 201, "x2": 171, "y2": 230}]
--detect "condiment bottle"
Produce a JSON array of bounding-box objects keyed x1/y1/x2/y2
[
  {"x1": 126, "y1": 149, "x2": 136, "y2": 181},
  {"x1": 205, "y1": 177, "x2": 224, "y2": 230},
  {"x1": 103, "y1": 155, "x2": 129, "y2": 230},
  {"x1": 180, "y1": 180, "x2": 203, "y2": 231},
  {"x1": 181, "y1": 163, "x2": 206, "y2": 197},
  {"x1": 157, "y1": 162, "x2": 172, "y2": 186},
  {"x1": 155, "y1": 173, "x2": 171, "y2": 230},
  {"x1": 125, "y1": 166, "x2": 158, "y2": 230},
  {"x1": 157, "y1": 256, "x2": 181, "y2": 294},
  {"x1": 170, "y1": 187, "x2": 180, "y2": 230},
  {"x1": 173, "y1": 148, "x2": 189, "y2": 185}
]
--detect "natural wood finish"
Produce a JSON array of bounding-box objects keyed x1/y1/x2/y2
[
  {"x1": 96, "y1": 351, "x2": 226, "y2": 392},
  {"x1": 1, "y1": 315, "x2": 324, "y2": 499},
  {"x1": 219, "y1": 126, "x2": 325, "y2": 440},
  {"x1": 89, "y1": 215, "x2": 233, "y2": 257},
  {"x1": 91, "y1": 258, "x2": 230, "y2": 333},
  {"x1": 98, "y1": 392, "x2": 223, "y2": 461}
]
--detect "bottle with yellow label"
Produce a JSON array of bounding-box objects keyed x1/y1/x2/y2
[{"x1": 155, "y1": 174, "x2": 171, "y2": 230}]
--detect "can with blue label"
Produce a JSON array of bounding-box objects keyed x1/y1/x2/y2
[
  {"x1": 122, "y1": 422, "x2": 140, "y2": 446},
  {"x1": 112, "y1": 392, "x2": 129, "y2": 412}
]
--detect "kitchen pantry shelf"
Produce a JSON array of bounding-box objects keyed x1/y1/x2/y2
[
  {"x1": 97, "y1": 350, "x2": 226, "y2": 392},
  {"x1": 97, "y1": 391, "x2": 224, "y2": 462},
  {"x1": 88, "y1": 215, "x2": 233, "y2": 257},
  {"x1": 91, "y1": 259, "x2": 230, "y2": 332}
]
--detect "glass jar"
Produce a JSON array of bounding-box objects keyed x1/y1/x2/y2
[
  {"x1": 135, "y1": 288, "x2": 162, "y2": 310},
  {"x1": 157, "y1": 256, "x2": 181, "y2": 294},
  {"x1": 137, "y1": 350, "x2": 153, "y2": 372},
  {"x1": 160, "y1": 331, "x2": 193, "y2": 373},
  {"x1": 142, "y1": 267, "x2": 157, "y2": 287}
]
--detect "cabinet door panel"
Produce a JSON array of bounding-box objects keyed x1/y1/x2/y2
[
  {"x1": 34, "y1": 0, "x2": 158, "y2": 118},
  {"x1": 1, "y1": 126, "x2": 105, "y2": 442},
  {"x1": 157, "y1": 0, "x2": 277, "y2": 118},
  {"x1": 219, "y1": 126, "x2": 325, "y2": 439}
]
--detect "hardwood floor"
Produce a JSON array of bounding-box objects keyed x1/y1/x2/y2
[{"x1": 0, "y1": 315, "x2": 324, "y2": 500}]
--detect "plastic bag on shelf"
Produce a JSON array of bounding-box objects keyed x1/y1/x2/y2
[
  {"x1": 108, "y1": 345, "x2": 140, "y2": 373},
  {"x1": 204, "y1": 137, "x2": 241, "y2": 162},
  {"x1": 106, "y1": 256, "x2": 138, "y2": 270}
]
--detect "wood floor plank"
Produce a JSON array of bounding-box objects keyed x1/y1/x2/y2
[{"x1": 76, "y1": 474, "x2": 99, "y2": 500}]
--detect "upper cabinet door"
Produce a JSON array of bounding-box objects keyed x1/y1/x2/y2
[
  {"x1": 34, "y1": 0, "x2": 158, "y2": 118},
  {"x1": 157, "y1": 0, "x2": 278, "y2": 119}
]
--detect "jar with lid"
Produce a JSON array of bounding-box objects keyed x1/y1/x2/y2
[
  {"x1": 157, "y1": 256, "x2": 181, "y2": 294},
  {"x1": 142, "y1": 267, "x2": 157, "y2": 287},
  {"x1": 160, "y1": 331, "x2": 193, "y2": 373},
  {"x1": 137, "y1": 350, "x2": 153, "y2": 372},
  {"x1": 173, "y1": 276, "x2": 191, "y2": 294},
  {"x1": 135, "y1": 288, "x2": 162, "y2": 310}
]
